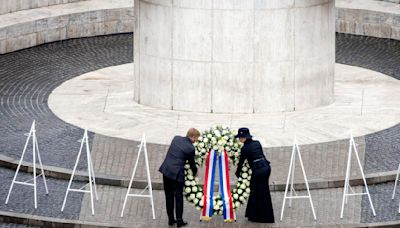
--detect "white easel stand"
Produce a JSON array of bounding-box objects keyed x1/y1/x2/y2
[
  {"x1": 391, "y1": 160, "x2": 400, "y2": 213},
  {"x1": 61, "y1": 128, "x2": 98, "y2": 215},
  {"x1": 121, "y1": 133, "x2": 155, "y2": 219},
  {"x1": 340, "y1": 131, "x2": 376, "y2": 218},
  {"x1": 5, "y1": 120, "x2": 49, "y2": 208},
  {"x1": 280, "y1": 136, "x2": 316, "y2": 221}
]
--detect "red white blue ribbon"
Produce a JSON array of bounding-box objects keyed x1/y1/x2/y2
[
  {"x1": 219, "y1": 150, "x2": 234, "y2": 222},
  {"x1": 202, "y1": 150, "x2": 217, "y2": 220},
  {"x1": 201, "y1": 150, "x2": 235, "y2": 222}
]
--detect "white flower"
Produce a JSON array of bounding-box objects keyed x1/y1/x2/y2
[
  {"x1": 217, "y1": 140, "x2": 223, "y2": 146},
  {"x1": 218, "y1": 210, "x2": 223, "y2": 215},
  {"x1": 199, "y1": 142, "x2": 205, "y2": 148},
  {"x1": 192, "y1": 186, "x2": 198, "y2": 192},
  {"x1": 240, "y1": 184, "x2": 246, "y2": 189},
  {"x1": 246, "y1": 188, "x2": 250, "y2": 193},
  {"x1": 233, "y1": 194, "x2": 238, "y2": 199},
  {"x1": 184, "y1": 164, "x2": 190, "y2": 169},
  {"x1": 225, "y1": 146, "x2": 231, "y2": 151},
  {"x1": 185, "y1": 187, "x2": 191, "y2": 194},
  {"x1": 242, "y1": 166, "x2": 248, "y2": 172},
  {"x1": 237, "y1": 189, "x2": 243, "y2": 195},
  {"x1": 213, "y1": 145, "x2": 218, "y2": 150},
  {"x1": 200, "y1": 148, "x2": 206, "y2": 153},
  {"x1": 190, "y1": 194, "x2": 196, "y2": 200},
  {"x1": 198, "y1": 136, "x2": 203, "y2": 141},
  {"x1": 217, "y1": 200, "x2": 223, "y2": 206},
  {"x1": 195, "y1": 177, "x2": 200, "y2": 182},
  {"x1": 185, "y1": 181, "x2": 190, "y2": 186},
  {"x1": 239, "y1": 196, "x2": 245, "y2": 202},
  {"x1": 235, "y1": 201, "x2": 241, "y2": 208},
  {"x1": 214, "y1": 204, "x2": 220, "y2": 210},
  {"x1": 215, "y1": 130, "x2": 221, "y2": 137},
  {"x1": 196, "y1": 192, "x2": 203, "y2": 198},
  {"x1": 224, "y1": 136, "x2": 229, "y2": 140},
  {"x1": 203, "y1": 138, "x2": 209, "y2": 143},
  {"x1": 187, "y1": 175, "x2": 193, "y2": 180},
  {"x1": 207, "y1": 134, "x2": 212, "y2": 138},
  {"x1": 242, "y1": 173, "x2": 248, "y2": 179},
  {"x1": 243, "y1": 192, "x2": 248, "y2": 198},
  {"x1": 196, "y1": 206, "x2": 201, "y2": 210}
]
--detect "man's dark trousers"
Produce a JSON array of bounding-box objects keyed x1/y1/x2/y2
[{"x1": 163, "y1": 175, "x2": 184, "y2": 223}]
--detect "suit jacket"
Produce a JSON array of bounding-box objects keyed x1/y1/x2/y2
[
  {"x1": 159, "y1": 136, "x2": 198, "y2": 183},
  {"x1": 235, "y1": 139, "x2": 270, "y2": 177}
]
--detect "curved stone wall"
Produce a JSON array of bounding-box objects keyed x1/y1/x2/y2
[
  {"x1": 0, "y1": 0, "x2": 88, "y2": 15},
  {"x1": 133, "y1": 0, "x2": 335, "y2": 113},
  {"x1": 0, "y1": 0, "x2": 133, "y2": 54},
  {"x1": 336, "y1": 0, "x2": 400, "y2": 40}
]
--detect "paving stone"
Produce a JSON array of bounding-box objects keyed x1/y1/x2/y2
[
  {"x1": 0, "y1": 34, "x2": 133, "y2": 171},
  {"x1": 0, "y1": 167, "x2": 83, "y2": 220},
  {"x1": 78, "y1": 183, "x2": 363, "y2": 227},
  {"x1": 361, "y1": 182, "x2": 400, "y2": 223}
]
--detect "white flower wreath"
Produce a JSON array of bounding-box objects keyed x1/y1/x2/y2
[{"x1": 183, "y1": 126, "x2": 252, "y2": 215}]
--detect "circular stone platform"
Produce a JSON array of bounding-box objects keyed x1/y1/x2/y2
[{"x1": 48, "y1": 63, "x2": 400, "y2": 147}]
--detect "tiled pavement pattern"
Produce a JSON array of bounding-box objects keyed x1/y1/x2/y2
[
  {"x1": 335, "y1": 34, "x2": 400, "y2": 174},
  {"x1": 361, "y1": 182, "x2": 400, "y2": 223},
  {"x1": 0, "y1": 33, "x2": 399, "y2": 226},
  {"x1": 0, "y1": 167, "x2": 84, "y2": 220},
  {"x1": 0, "y1": 34, "x2": 133, "y2": 170},
  {"x1": 336, "y1": 33, "x2": 400, "y2": 80},
  {"x1": 79, "y1": 183, "x2": 363, "y2": 227},
  {"x1": 91, "y1": 134, "x2": 366, "y2": 184}
]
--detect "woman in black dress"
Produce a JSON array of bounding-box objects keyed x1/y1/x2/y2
[{"x1": 235, "y1": 127, "x2": 274, "y2": 223}]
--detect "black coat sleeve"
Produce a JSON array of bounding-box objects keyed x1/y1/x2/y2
[
  {"x1": 235, "y1": 146, "x2": 246, "y2": 178},
  {"x1": 188, "y1": 148, "x2": 198, "y2": 176}
]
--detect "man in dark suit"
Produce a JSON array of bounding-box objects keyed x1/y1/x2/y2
[{"x1": 159, "y1": 128, "x2": 199, "y2": 227}]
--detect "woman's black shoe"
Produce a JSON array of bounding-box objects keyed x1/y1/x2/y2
[{"x1": 176, "y1": 221, "x2": 188, "y2": 227}]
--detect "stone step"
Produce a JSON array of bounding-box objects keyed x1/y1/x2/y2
[
  {"x1": 2, "y1": 181, "x2": 400, "y2": 227},
  {"x1": 336, "y1": 0, "x2": 400, "y2": 40},
  {"x1": 0, "y1": 0, "x2": 133, "y2": 54},
  {"x1": 0, "y1": 152, "x2": 397, "y2": 192}
]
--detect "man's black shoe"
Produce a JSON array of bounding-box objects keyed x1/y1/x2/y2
[
  {"x1": 168, "y1": 220, "x2": 176, "y2": 226},
  {"x1": 176, "y1": 221, "x2": 188, "y2": 227}
]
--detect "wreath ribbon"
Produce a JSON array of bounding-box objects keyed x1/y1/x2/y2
[{"x1": 201, "y1": 149, "x2": 235, "y2": 222}]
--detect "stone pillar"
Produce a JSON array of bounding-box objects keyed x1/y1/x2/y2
[{"x1": 134, "y1": 0, "x2": 335, "y2": 113}]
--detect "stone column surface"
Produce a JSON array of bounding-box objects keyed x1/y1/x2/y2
[{"x1": 133, "y1": 0, "x2": 335, "y2": 113}]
